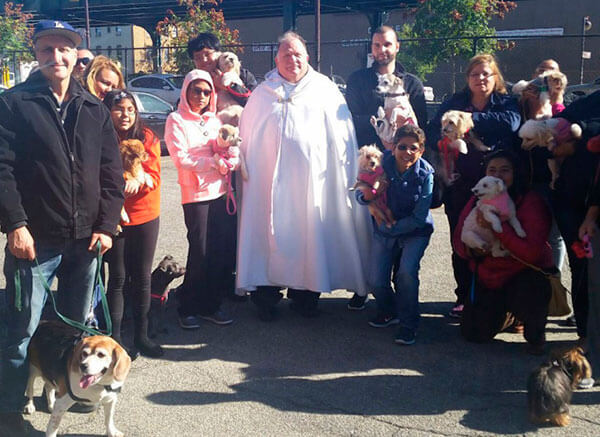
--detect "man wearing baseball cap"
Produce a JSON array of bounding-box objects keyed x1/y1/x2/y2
[{"x1": 0, "y1": 20, "x2": 124, "y2": 434}]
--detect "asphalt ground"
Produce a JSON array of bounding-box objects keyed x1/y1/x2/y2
[{"x1": 1, "y1": 157, "x2": 599, "y2": 436}]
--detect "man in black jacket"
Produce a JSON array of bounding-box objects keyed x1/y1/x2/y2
[
  {"x1": 0, "y1": 20, "x2": 124, "y2": 434},
  {"x1": 345, "y1": 26, "x2": 427, "y2": 310},
  {"x1": 187, "y1": 32, "x2": 257, "y2": 106},
  {"x1": 346, "y1": 26, "x2": 427, "y2": 150}
]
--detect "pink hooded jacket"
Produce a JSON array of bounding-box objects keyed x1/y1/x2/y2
[{"x1": 165, "y1": 69, "x2": 224, "y2": 204}]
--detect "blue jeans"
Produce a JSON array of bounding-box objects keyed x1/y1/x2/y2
[
  {"x1": 0, "y1": 238, "x2": 97, "y2": 412},
  {"x1": 369, "y1": 233, "x2": 431, "y2": 332}
]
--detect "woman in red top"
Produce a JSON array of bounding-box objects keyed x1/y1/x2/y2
[
  {"x1": 453, "y1": 150, "x2": 553, "y2": 354},
  {"x1": 103, "y1": 89, "x2": 163, "y2": 358}
]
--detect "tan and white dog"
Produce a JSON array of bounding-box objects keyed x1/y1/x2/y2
[
  {"x1": 461, "y1": 176, "x2": 526, "y2": 257},
  {"x1": 25, "y1": 321, "x2": 132, "y2": 437},
  {"x1": 120, "y1": 139, "x2": 153, "y2": 224},
  {"x1": 216, "y1": 51, "x2": 244, "y2": 126},
  {"x1": 370, "y1": 73, "x2": 418, "y2": 145}
]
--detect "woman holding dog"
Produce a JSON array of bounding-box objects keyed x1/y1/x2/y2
[
  {"x1": 165, "y1": 69, "x2": 237, "y2": 329},
  {"x1": 103, "y1": 89, "x2": 163, "y2": 358},
  {"x1": 453, "y1": 150, "x2": 552, "y2": 355},
  {"x1": 426, "y1": 54, "x2": 521, "y2": 319}
]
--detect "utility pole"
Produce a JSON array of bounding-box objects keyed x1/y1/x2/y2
[
  {"x1": 85, "y1": 0, "x2": 91, "y2": 48},
  {"x1": 579, "y1": 16, "x2": 592, "y2": 84}
]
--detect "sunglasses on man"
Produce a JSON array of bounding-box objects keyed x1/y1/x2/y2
[{"x1": 76, "y1": 57, "x2": 92, "y2": 66}]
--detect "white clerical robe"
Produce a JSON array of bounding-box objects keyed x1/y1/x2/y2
[{"x1": 236, "y1": 67, "x2": 370, "y2": 294}]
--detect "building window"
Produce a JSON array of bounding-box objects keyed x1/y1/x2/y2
[
  {"x1": 95, "y1": 28, "x2": 101, "y2": 37},
  {"x1": 116, "y1": 26, "x2": 122, "y2": 36},
  {"x1": 116, "y1": 45, "x2": 123, "y2": 63},
  {"x1": 108, "y1": 46, "x2": 112, "y2": 56},
  {"x1": 107, "y1": 26, "x2": 111, "y2": 33},
  {"x1": 96, "y1": 45, "x2": 102, "y2": 54}
]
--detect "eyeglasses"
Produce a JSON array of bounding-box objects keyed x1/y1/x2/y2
[
  {"x1": 190, "y1": 88, "x2": 211, "y2": 97},
  {"x1": 395, "y1": 144, "x2": 421, "y2": 152},
  {"x1": 469, "y1": 71, "x2": 495, "y2": 80},
  {"x1": 76, "y1": 57, "x2": 92, "y2": 66}
]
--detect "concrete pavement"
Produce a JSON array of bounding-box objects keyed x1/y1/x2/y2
[{"x1": 2, "y1": 157, "x2": 599, "y2": 436}]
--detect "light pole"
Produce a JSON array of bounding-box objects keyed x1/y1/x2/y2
[{"x1": 579, "y1": 15, "x2": 592, "y2": 85}]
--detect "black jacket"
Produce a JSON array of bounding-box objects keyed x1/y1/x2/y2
[
  {"x1": 345, "y1": 63, "x2": 427, "y2": 149},
  {"x1": 0, "y1": 71, "x2": 124, "y2": 240}
]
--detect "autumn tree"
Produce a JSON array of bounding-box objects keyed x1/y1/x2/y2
[
  {"x1": 397, "y1": 0, "x2": 516, "y2": 88},
  {"x1": 0, "y1": 2, "x2": 33, "y2": 61},
  {"x1": 156, "y1": 0, "x2": 240, "y2": 73}
]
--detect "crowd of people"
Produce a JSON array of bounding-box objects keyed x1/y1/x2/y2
[{"x1": 0, "y1": 18, "x2": 599, "y2": 435}]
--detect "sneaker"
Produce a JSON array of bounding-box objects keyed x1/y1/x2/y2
[
  {"x1": 199, "y1": 309, "x2": 233, "y2": 325},
  {"x1": 347, "y1": 294, "x2": 368, "y2": 311},
  {"x1": 578, "y1": 377, "x2": 595, "y2": 390},
  {"x1": 395, "y1": 327, "x2": 416, "y2": 345},
  {"x1": 179, "y1": 315, "x2": 201, "y2": 330},
  {"x1": 368, "y1": 313, "x2": 399, "y2": 328},
  {"x1": 448, "y1": 304, "x2": 464, "y2": 318}
]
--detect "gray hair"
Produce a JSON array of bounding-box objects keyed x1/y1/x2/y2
[{"x1": 277, "y1": 31, "x2": 308, "y2": 52}]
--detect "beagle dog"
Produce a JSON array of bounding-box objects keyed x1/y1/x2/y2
[{"x1": 24, "y1": 321, "x2": 131, "y2": 437}]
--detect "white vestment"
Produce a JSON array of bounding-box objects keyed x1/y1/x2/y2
[{"x1": 236, "y1": 67, "x2": 370, "y2": 294}]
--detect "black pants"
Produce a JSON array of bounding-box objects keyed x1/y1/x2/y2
[
  {"x1": 461, "y1": 267, "x2": 551, "y2": 346},
  {"x1": 105, "y1": 217, "x2": 159, "y2": 344},
  {"x1": 178, "y1": 196, "x2": 236, "y2": 317},
  {"x1": 251, "y1": 286, "x2": 320, "y2": 310},
  {"x1": 444, "y1": 183, "x2": 473, "y2": 306}
]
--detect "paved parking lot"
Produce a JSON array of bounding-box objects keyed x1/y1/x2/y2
[{"x1": 2, "y1": 157, "x2": 599, "y2": 436}]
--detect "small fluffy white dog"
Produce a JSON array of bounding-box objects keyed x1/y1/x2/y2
[
  {"x1": 461, "y1": 176, "x2": 526, "y2": 257},
  {"x1": 518, "y1": 118, "x2": 582, "y2": 188},
  {"x1": 370, "y1": 73, "x2": 418, "y2": 144},
  {"x1": 216, "y1": 51, "x2": 244, "y2": 126}
]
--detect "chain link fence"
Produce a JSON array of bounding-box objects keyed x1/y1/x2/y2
[{"x1": 3, "y1": 34, "x2": 599, "y2": 101}]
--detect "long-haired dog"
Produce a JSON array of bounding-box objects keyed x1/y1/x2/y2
[
  {"x1": 518, "y1": 117, "x2": 582, "y2": 188},
  {"x1": 353, "y1": 144, "x2": 394, "y2": 224},
  {"x1": 370, "y1": 73, "x2": 418, "y2": 145},
  {"x1": 120, "y1": 139, "x2": 153, "y2": 225},
  {"x1": 25, "y1": 321, "x2": 131, "y2": 437},
  {"x1": 513, "y1": 70, "x2": 567, "y2": 119},
  {"x1": 461, "y1": 176, "x2": 526, "y2": 257},
  {"x1": 528, "y1": 346, "x2": 592, "y2": 427},
  {"x1": 216, "y1": 51, "x2": 245, "y2": 126}
]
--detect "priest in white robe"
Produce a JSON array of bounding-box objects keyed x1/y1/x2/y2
[{"x1": 236, "y1": 31, "x2": 371, "y2": 321}]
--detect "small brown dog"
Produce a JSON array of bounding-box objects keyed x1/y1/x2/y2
[
  {"x1": 353, "y1": 144, "x2": 394, "y2": 224},
  {"x1": 119, "y1": 139, "x2": 153, "y2": 224},
  {"x1": 527, "y1": 346, "x2": 592, "y2": 427},
  {"x1": 216, "y1": 51, "x2": 245, "y2": 126}
]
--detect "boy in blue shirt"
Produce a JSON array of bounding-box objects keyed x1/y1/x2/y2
[{"x1": 356, "y1": 125, "x2": 434, "y2": 344}]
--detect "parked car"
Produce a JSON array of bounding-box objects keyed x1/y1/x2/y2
[
  {"x1": 564, "y1": 77, "x2": 600, "y2": 105},
  {"x1": 131, "y1": 91, "x2": 174, "y2": 155},
  {"x1": 128, "y1": 73, "x2": 184, "y2": 106}
]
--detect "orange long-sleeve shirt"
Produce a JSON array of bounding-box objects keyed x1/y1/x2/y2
[{"x1": 122, "y1": 127, "x2": 161, "y2": 226}]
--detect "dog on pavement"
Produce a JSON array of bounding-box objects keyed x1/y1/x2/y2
[
  {"x1": 528, "y1": 346, "x2": 592, "y2": 427},
  {"x1": 149, "y1": 255, "x2": 186, "y2": 337},
  {"x1": 25, "y1": 320, "x2": 131, "y2": 437}
]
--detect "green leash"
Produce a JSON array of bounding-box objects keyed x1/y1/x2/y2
[{"x1": 13, "y1": 242, "x2": 112, "y2": 337}]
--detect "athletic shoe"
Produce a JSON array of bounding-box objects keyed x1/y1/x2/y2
[
  {"x1": 448, "y1": 304, "x2": 464, "y2": 318},
  {"x1": 347, "y1": 294, "x2": 368, "y2": 311},
  {"x1": 199, "y1": 309, "x2": 234, "y2": 325},
  {"x1": 394, "y1": 327, "x2": 416, "y2": 345},
  {"x1": 368, "y1": 313, "x2": 399, "y2": 328},
  {"x1": 179, "y1": 315, "x2": 201, "y2": 329}
]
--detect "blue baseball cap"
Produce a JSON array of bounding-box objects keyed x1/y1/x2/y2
[{"x1": 33, "y1": 20, "x2": 82, "y2": 47}]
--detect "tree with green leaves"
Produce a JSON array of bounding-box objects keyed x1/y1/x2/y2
[
  {"x1": 397, "y1": 0, "x2": 516, "y2": 89},
  {"x1": 0, "y1": 2, "x2": 33, "y2": 61},
  {"x1": 156, "y1": 0, "x2": 241, "y2": 74}
]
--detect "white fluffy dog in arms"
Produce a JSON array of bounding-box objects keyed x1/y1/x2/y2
[
  {"x1": 370, "y1": 73, "x2": 418, "y2": 144},
  {"x1": 461, "y1": 176, "x2": 526, "y2": 257},
  {"x1": 216, "y1": 51, "x2": 245, "y2": 126}
]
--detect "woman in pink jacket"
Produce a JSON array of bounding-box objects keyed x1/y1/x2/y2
[{"x1": 165, "y1": 69, "x2": 236, "y2": 328}]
